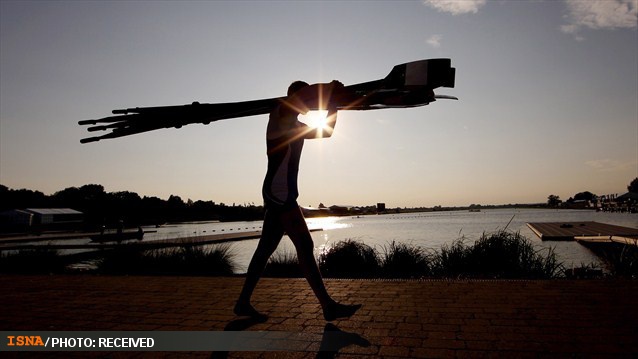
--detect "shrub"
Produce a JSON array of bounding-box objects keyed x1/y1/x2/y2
[
  {"x1": 431, "y1": 237, "x2": 472, "y2": 278},
  {"x1": 431, "y1": 231, "x2": 564, "y2": 279},
  {"x1": 319, "y1": 239, "x2": 381, "y2": 278},
  {"x1": 0, "y1": 249, "x2": 67, "y2": 274},
  {"x1": 381, "y1": 241, "x2": 431, "y2": 278},
  {"x1": 97, "y1": 244, "x2": 236, "y2": 275},
  {"x1": 564, "y1": 263, "x2": 604, "y2": 279},
  {"x1": 263, "y1": 249, "x2": 302, "y2": 277},
  {"x1": 97, "y1": 245, "x2": 145, "y2": 274},
  {"x1": 594, "y1": 242, "x2": 638, "y2": 278}
]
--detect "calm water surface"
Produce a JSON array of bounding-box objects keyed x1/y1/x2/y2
[{"x1": 145, "y1": 208, "x2": 638, "y2": 273}]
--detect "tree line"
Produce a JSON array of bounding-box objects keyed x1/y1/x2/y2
[
  {"x1": 4, "y1": 177, "x2": 636, "y2": 229},
  {"x1": 0, "y1": 184, "x2": 263, "y2": 228},
  {"x1": 547, "y1": 177, "x2": 638, "y2": 208}
]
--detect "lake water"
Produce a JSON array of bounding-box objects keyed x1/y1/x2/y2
[{"x1": 144, "y1": 208, "x2": 638, "y2": 273}]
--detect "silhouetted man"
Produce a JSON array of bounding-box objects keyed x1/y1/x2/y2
[{"x1": 234, "y1": 80, "x2": 361, "y2": 321}]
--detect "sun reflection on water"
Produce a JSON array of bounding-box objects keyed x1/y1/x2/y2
[
  {"x1": 306, "y1": 216, "x2": 351, "y2": 231},
  {"x1": 305, "y1": 216, "x2": 352, "y2": 257}
]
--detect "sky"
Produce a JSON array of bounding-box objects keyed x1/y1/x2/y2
[{"x1": 1, "y1": 0, "x2": 637, "y2": 208}]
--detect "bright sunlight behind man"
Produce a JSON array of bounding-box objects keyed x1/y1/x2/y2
[{"x1": 301, "y1": 110, "x2": 330, "y2": 129}]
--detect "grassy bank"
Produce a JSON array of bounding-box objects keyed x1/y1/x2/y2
[
  {"x1": 2, "y1": 231, "x2": 635, "y2": 278},
  {"x1": 266, "y1": 231, "x2": 565, "y2": 279},
  {"x1": 0, "y1": 249, "x2": 67, "y2": 274},
  {"x1": 430, "y1": 231, "x2": 564, "y2": 279},
  {"x1": 97, "y1": 245, "x2": 237, "y2": 275}
]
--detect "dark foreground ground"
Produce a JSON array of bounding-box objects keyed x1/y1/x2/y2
[{"x1": 1, "y1": 275, "x2": 637, "y2": 358}]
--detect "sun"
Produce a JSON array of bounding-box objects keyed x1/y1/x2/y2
[{"x1": 300, "y1": 110, "x2": 329, "y2": 129}]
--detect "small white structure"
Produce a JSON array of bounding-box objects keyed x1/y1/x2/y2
[{"x1": 25, "y1": 208, "x2": 83, "y2": 225}]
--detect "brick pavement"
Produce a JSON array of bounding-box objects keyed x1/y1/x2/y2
[{"x1": 1, "y1": 275, "x2": 637, "y2": 358}]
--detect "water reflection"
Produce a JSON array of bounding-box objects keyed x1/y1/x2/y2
[
  {"x1": 149, "y1": 209, "x2": 638, "y2": 273},
  {"x1": 40, "y1": 209, "x2": 637, "y2": 274},
  {"x1": 306, "y1": 216, "x2": 352, "y2": 231}
]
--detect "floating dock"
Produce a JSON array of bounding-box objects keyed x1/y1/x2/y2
[{"x1": 527, "y1": 221, "x2": 638, "y2": 246}]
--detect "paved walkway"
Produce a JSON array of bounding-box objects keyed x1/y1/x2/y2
[{"x1": 1, "y1": 275, "x2": 637, "y2": 358}]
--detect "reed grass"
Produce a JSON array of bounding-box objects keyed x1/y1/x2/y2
[
  {"x1": 0, "y1": 231, "x2": 591, "y2": 280},
  {"x1": 381, "y1": 241, "x2": 432, "y2": 278},
  {"x1": 431, "y1": 230, "x2": 564, "y2": 279},
  {"x1": 319, "y1": 239, "x2": 381, "y2": 278},
  {"x1": 565, "y1": 262, "x2": 604, "y2": 279},
  {"x1": 263, "y1": 249, "x2": 302, "y2": 277},
  {"x1": 0, "y1": 249, "x2": 67, "y2": 274},
  {"x1": 594, "y1": 241, "x2": 638, "y2": 278},
  {"x1": 97, "y1": 244, "x2": 236, "y2": 275}
]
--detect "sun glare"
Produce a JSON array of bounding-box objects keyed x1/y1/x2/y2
[{"x1": 301, "y1": 110, "x2": 329, "y2": 129}]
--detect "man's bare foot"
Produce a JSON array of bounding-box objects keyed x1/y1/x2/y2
[
  {"x1": 323, "y1": 302, "x2": 362, "y2": 321},
  {"x1": 234, "y1": 302, "x2": 268, "y2": 321}
]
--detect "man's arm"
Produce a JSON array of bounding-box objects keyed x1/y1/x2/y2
[
  {"x1": 301, "y1": 102, "x2": 337, "y2": 139},
  {"x1": 302, "y1": 81, "x2": 342, "y2": 139}
]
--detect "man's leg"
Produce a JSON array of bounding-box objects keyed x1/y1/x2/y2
[
  {"x1": 235, "y1": 209, "x2": 284, "y2": 317},
  {"x1": 281, "y1": 206, "x2": 332, "y2": 306},
  {"x1": 282, "y1": 207, "x2": 361, "y2": 321}
]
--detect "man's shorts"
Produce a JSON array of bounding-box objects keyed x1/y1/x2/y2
[{"x1": 263, "y1": 198, "x2": 299, "y2": 213}]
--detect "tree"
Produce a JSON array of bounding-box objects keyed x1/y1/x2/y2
[
  {"x1": 628, "y1": 178, "x2": 638, "y2": 193},
  {"x1": 53, "y1": 184, "x2": 106, "y2": 207},
  {"x1": 547, "y1": 195, "x2": 561, "y2": 207},
  {"x1": 0, "y1": 186, "x2": 49, "y2": 210},
  {"x1": 111, "y1": 191, "x2": 141, "y2": 202},
  {"x1": 109, "y1": 191, "x2": 143, "y2": 222},
  {"x1": 167, "y1": 195, "x2": 185, "y2": 209},
  {"x1": 573, "y1": 191, "x2": 596, "y2": 202}
]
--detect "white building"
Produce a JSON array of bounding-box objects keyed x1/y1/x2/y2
[{"x1": 25, "y1": 208, "x2": 83, "y2": 225}]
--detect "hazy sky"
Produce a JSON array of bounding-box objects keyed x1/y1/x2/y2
[{"x1": 1, "y1": 0, "x2": 637, "y2": 208}]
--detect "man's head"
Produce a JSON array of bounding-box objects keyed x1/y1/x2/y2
[
  {"x1": 282, "y1": 80, "x2": 310, "y2": 117},
  {"x1": 287, "y1": 81, "x2": 309, "y2": 96}
]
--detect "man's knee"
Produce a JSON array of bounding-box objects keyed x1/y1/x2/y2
[{"x1": 292, "y1": 234, "x2": 315, "y2": 253}]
